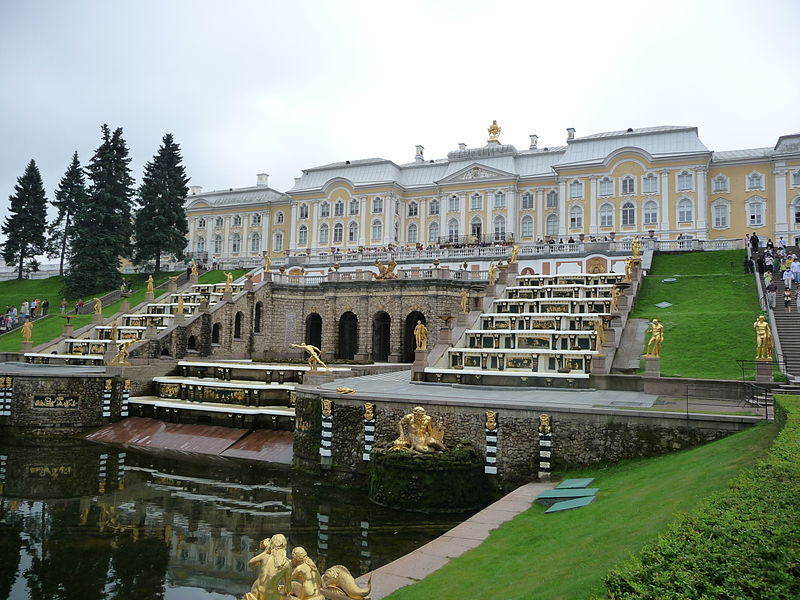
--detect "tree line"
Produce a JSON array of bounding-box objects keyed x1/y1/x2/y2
[{"x1": 1, "y1": 125, "x2": 190, "y2": 296}]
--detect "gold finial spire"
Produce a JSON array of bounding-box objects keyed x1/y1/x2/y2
[{"x1": 487, "y1": 120, "x2": 501, "y2": 143}]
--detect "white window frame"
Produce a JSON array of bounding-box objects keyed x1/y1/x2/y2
[
  {"x1": 334, "y1": 201, "x2": 344, "y2": 217},
  {"x1": 545, "y1": 213, "x2": 558, "y2": 236},
  {"x1": 643, "y1": 200, "x2": 658, "y2": 226},
  {"x1": 429, "y1": 198, "x2": 439, "y2": 215},
  {"x1": 678, "y1": 198, "x2": 693, "y2": 224},
  {"x1": 347, "y1": 221, "x2": 358, "y2": 242},
  {"x1": 599, "y1": 203, "x2": 613, "y2": 228},
  {"x1": 215, "y1": 217, "x2": 224, "y2": 228},
  {"x1": 521, "y1": 192, "x2": 534, "y2": 209},
  {"x1": 470, "y1": 193, "x2": 482, "y2": 211},
  {"x1": 408, "y1": 202, "x2": 418, "y2": 217},
  {"x1": 251, "y1": 213, "x2": 261, "y2": 226},
  {"x1": 494, "y1": 191, "x2": 506, "y2": 208},
  {"x1": 196, "y1": 236, "x2": 205, "y2": 253},
  {"x1": 319, "y1": 223, "x2": 330, "y2": 245},
  {"x1": 299, "y1": 204, "x2": 309, "y2": 219},
  {"x1": 621, "y1": 201, "x2": 635, "y2": 226},
  {"x1": 274, "y1": 212, "x2": 284, "y2": 225},
  {"x1": 273, "y1": 231, "x2": 283, "y2": 251},
  {"x1": 372, "y1": 197, "x2": 383, "y2": 213},
  {"x1": 231, "y1": 232, "x2": 241, "y2": 253},
  {"x1": 793, "y1": 197, "x2": 800, "y2": 225},
  {"x1": 712, "y1": 174, "x2": 729, "y2": 193},
  {"x1": 448, "y1": 195, "x2": 459, "y2": 212},
  {"x1": 746, "y1": 171, "x2": 765, "y2": 191},
  {"x1": 320, "y1": 202, "x2": 330, "y2": 218},
  {"x1": 428, "y1": 221, "x2": 439, "y2": 242},
  {"x1": 712, "y1": 200, "x2": 730, "y2": 229},
  {"x1": 493, "y1": 215, "x2": 505, "y2": 240},
  {"x1": 676, "y1": 170, "x2": 693, "y2": 192},
  {"x1": 447, "y1": 218, "x2": 459, "y2": 242},
  {"x1": 792, "y1": 171, "x2": 800, "y2": 188},
  {"x1": 598, "y1": 177, "x2": 613, "y2": 197},
  {"x1": 407, "y1": 223, "x2": 418, "y2": 244},
  {"x1": 213, "y1": 234, "x2": 222, "y2": 254},
  {"x1": 298, "y1": 225, "x2": 308, "y2": 246},
  {"x1": 569, "y1": 205, "x2": 583, "y2": 229},
  {"x1": 233, "y1": 215, "x2": 242, "y2": 227},
  {"x1": 642, "y1": 173, "x2": 658, "y2": 195},
  {"x1": 349, "y1": 198, "x2": 360, "y2": 216},
  {"x1": 521, "y1": 215, "x2": 533, "y2": 238},
  {"x1": 546, "y1": 190, "x2": 559, "y2": 208},
  {"x1": 197, "y1": 217, "x2": 206, "y2": 228},
  {"x1": 621, "y1": 175, "x2": 635, "y2": 195},
  {"x1": 746, "y1": 197, "x2": 765, "y2": 227},
  {"x1": 250, "y1": 232, "x2": 261, "y2": 252},
  {"x1": 569, "y1": 180, "x2": 583, "y2": 199},
  {"x1": 333, "y1": 223, "x2": 343, "y2": 243},
  {"x1": 371, "y1": 220, "x2": 382, "y2": 242}
]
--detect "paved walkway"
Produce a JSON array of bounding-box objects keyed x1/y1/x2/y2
[
  {"x1": 319, "y1": 370, "x2": 659, "y2": 409},
  {"x1": 356, "y1": 481, "x2": 554, "y2": 599}
]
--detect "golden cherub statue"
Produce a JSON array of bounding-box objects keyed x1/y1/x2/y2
[
  {"x1": 624, "y1": 257, "x2": 634, "y2": 283},
  {"x1": 392, "y1": 406, "x2": 445, "y2": 453},
  {"x1": 509, "y1": 243, "x2": 520, "y2": 264},
  {"x1": 264, "y1": 254, "x2": 272, "y2": 272},
  {"x1": 374, "y1": 260, "x2": 398, "y2": 280},
  {"x1": 754, "y1": 315, "x2": 773, "y2": 360},
  {"x1": 93, "y1": 297, "x2": 102, "y2": 314},
  {"x1": 21, "y1": 320, "x2": 33, "y2": 342},
  {"x1": 645, "y1": 318, "x2": 664, "y2": 357},
  {"x1": 487, "y1": 119, "x2": 501, "y2": 143},
  {"x1": 291, "y1": 343, "x2": 328, "y2": 371},
  {"x1": 243, "y1": 533, "x2": 290, "y2": 600},
  {"x1": 413, "y1": 320, "x2": 428, "y2": 350},
  {"x1": 488, "y1": 262, "x2": 498, "y2": 285},
  {"x1": 460, "y1": 288, "x2": 469, "y2": 314},
  {"x1": 146, "y1": 275, "x2": 155, "y2": 294}
]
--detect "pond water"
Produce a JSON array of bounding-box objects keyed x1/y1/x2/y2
[{"x1": 0, "y1": 438, "x2": 476, "y2": 600}]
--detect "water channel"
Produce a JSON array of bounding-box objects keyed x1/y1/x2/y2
[{"x1": 0, "y1": 437, "x2": 476, "y2": 600}]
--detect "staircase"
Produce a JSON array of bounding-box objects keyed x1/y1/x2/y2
[{"x1": 757, "y1": 248, "x2": 800, "y2": 377}]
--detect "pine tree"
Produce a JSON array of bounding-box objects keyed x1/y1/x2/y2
[
  {"x1": 133, "y1": 133, "x2": 190, "y2": 272},
  {"x1": 1, "y1": 160, "x2": 49, "y2": 280},
  {"x1": 66, "y1": 124, "x2": 135, "y2": 296},
  {"x1": 49, "y1": 151, "x2": 88, "y2": 276}
]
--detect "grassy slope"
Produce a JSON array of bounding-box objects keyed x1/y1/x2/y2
[
  {"x1": 198, "y1": 268, "x2": 250, "y2": 284},
  {"x1": 0, "y1": 272, "x2": 180, "y2": 352},
  {"x1": 386, "y1": 422, "x2": 776, "y2": 600},
  {"x1": 629, "y1": 249, "x2": 760, "y2": 380}
]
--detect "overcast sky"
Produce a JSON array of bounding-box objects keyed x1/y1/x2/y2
[{"x1": 1, "y1": 0, "x2": 798, "y2": 222}]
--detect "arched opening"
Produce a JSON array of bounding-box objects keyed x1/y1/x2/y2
[
  {"x1": 254, "y1": 302, "x2": 262, "y2": 333},
  {"x1": 187, "y1": 336, "x2": 197, "y2": 351},
  {"x1": 160, "y1": 347, "x2": 172, "y2": 357},
  {"x1": 233, "y1": 312, "x2": 243, "y2": 339},
  {"x1": 337, "y1": 312, "x2": 358, "y2": 360},
  {"x1": 403, "y1": 311, "x2": 426, "y2": 362},
  {"x1": 305, "y1": 313, "x2": 322, "y2": 349},
  {"x1": 211, "y1": 323, "x2": 221, "y2": 345},
  {"x1": 372, "y1": 311, "x2": 391, "y2": 362}
]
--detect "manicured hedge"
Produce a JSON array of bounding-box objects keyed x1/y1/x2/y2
[{"x1": 603, "y1": 396, "x2": 800, "y2": 599}]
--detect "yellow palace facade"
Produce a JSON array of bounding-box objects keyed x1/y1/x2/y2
[{"x1": 184, "y1": 125, "x2": 800, "y2": 261}]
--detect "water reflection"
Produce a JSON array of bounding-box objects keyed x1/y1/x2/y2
[{"x1": 0, "y1": 439, "x2": 474, "y2": 600}]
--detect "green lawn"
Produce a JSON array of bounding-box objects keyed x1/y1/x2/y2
[
  {"x1": 386, "y1": 423, "x2": 776, "y2": 600},
  {"x1": 630, "y1": 249, "x2": 760, "y2": 379},
  {"x1": 0, "y1": 271, "x2": 180, "y2": 352},
  {"x1": 198, "y1": 268, "x2": 251, "y2": 284}
]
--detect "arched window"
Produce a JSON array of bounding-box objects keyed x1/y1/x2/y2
[
  {"x1": 273, "y1": 231, "x2": 283, "y2": 251},
  {"x1": 678, "y1": 198, "x2": 693, "y2": 223},
  {"x1": 521, "y1": 192, "x2": 533, "y2": 209},
  {"x1": 428, "y1": 221, "x2": 439, "y2": 242},
  {"x1": 494, "y1": 191, "x2": 506, "y2": 208},
  {"x1": 621, "y1": 202, "x2": 635, "y2": 226},
  {"x1": 299, "y1": 204, "x2": 309, "y2": 219},
  {"x1": 545, "y1": 213, "x2": 558, "y2": 236},
  {"x1": 372, "y1": 197, "x2": 383, "y2": 213},
  {"x1": 320, "y1": 202, "x2": 330, "y2": 218},
  {"x1": 334, "y1": 201, "x2": 344, "y2": 217},
  {"x1": 371, "y1": 220, "x2": 382, "y2": 241},
  {"x1": 569, "y1": 180, "x2": 583, "y2": 199},
  {"x1": 251, "y1": 213, "x2": 261, "y2": 226},
  {"x1": 713, "y1": 175, "x2": 729, "y2": 193},
  {"x1": 448, "y1": 195, "x2": 459, "y2": 212},
  {"x1": 196, "y1": 237, "x2": 206, "y2": 253},
  {"x1": 600, "y1": 203, "x2": 613, "y2": 228},
  {"x1": 644, "y1": 201, "x2": 658, "y2": 226},
  {"x1": 713, "y1": 200, "x2": 730, "y2": 228},
  {"x1": 747, "y1": 172, "x2": 764, "y2": 190},
  {"x1": 470, "y1": 215, "x2": 482, "y2": 239},
  {"x1": 429, "y1": 198, "x2": 439, "y2": 215},
  {"x1": 254, "y1": 302, "x2": 262, "y2": 333},
  {"x1": 493, "y1": 215, "x2": 506, "y2": 240},
  {"x1": 298, "y1": 225, "x2": 308, "y2": 246},
  {"x1": 447, "y1": 219, "x2": 459, "y2": 242},
  {"x1": 677, "y1": 170, "x2": 693, "y2": 192},
  {"x1": 408, "y1": 202, "x2": 418, "y2": 217},
  {"x1": 470, "y1": 193, "x2": 482, "y2": 210},
  {"x1": 793, "y1": 197, "x2": 800, "y2": 224},
  {"x1": 407, "y1": 223, "x2": 418, "y2": 243},
  {"x1": 215, "y1": 217, "x2": 224, "y2": 228},
  {"x1": 747, "y1": 197, "x2": 765, "y2": 227},
  {"x1": 643, "y1": 173, "x2": 658, "y2": 194},
  {"x1": 197, "y1": 217, "x2": 206, "y2": 228},
  {"x1": 211, "y1": 323, "x2": 221, "y2": 344},
  {"x1": 621, "y1": 176, "x2": 635, "y2": 195},
  {"x1": 319, "y1": 223, "x2": 329, "y2": 245},
  {"x1": 569, "y1": 205, "x2": 583, "y2": 229},
  {"x1": 333, "y1": 223, "x2": 343, "y2": 243},
  {"x1": 233, "y1": 312, "x2": 243, "y2": 339},
  {"x1": 214, "y1": 234, "x2": 223, "y2": 254},
  {"x1": 348, "y1": 221, "x2": 358, "y2": 242},
  {"x1": 546, "y1": 190, "x2": 558, "y2": 208},
  {"x1": 233, "y1": 215, "x2": 242, "y2": 227},
  {"x1": 250, "y1": 232, "x2": 261, "y2": 252},
  {"x1": 349, "y1": 198, "x2": 359, "y2": 215},
  {"x1": 599, "y1": 177, "x2": 613, "y2": 197},
  {"x1": 275, "y1": 212, "x2": 284, "y2": 224},
  {"x1": 521, "y1": 215, "x2": 534, "y2": 238}
]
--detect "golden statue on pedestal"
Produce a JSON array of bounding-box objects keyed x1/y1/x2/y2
[
  {"x1": 392, "y1": 406, "x2": 445, "y2": 453},
  {"x1": 594, "y1": 318, "x2": 606, "y2": 349},
  {"x1": 487, "y1": 119, "x2": 501, "y2": 143},
  {"x1": 413, "y1": 320, "x2": 428, "y2": 350},
  {"x1": 110, "y1": 339, "x2": 135, "y2": 366},
  {"x1": 509, "y1": 243, "x2": 519, "y2": 264},
  {"x1": 176, "y1": 294, "x2": 184, "y2": 314},
  {"x1": 624, "y1": 257, "x2": 634, "y2": 283},
  {"x1": 460, "y1": 289, "x2": 469, "y2": 314},
  {"x1": 373, "y1": 260, "x2": 398, "y2": 280},
  {"x1": 754, "y1": 315, "x2": 773, "y2": 360},
  {"x1": 146, "y1": 275, "x2": 155, "y2": 295},
  {"x1": 488, "y1": 262, "x2": 498, "y2": 285},
  {"x1": 93, "y1": 297, "x2": 102, "y2": 314},
  {"x1": 645, "y1": 318, "x2": 664, "y2": 357},
  {"x1": 265, "y1": 254, "x2": 272, "y2": 272},
  {"x1": 631, "y1": 237, "x2": 642, "y2": 260},
  {"x1": 110, "y1": 319, "x2": 119, "y2": 343},
  {"x1": 21, "y1": 320, "x2": 33, "y2": 342},
  {"x1": 291, "y1": 343, "x2": 328, "y2": 370},
  {"x1": 224, "y1": 271, "x2": 234, "y2": 293},
  {"x1": 610, "y1": 286, "x2": 621, "y2": 313}
]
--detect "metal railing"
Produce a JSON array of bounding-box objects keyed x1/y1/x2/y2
[{"x1": 267, "y1": 268, "x2": 489, "y2": 286}]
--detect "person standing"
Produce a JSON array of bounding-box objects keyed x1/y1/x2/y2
[
  {"x1": 20, "y1": 299, "x2": 28, "y2": 324},
  {"x1": 42, "y1": 298, "x2": 48, "y2": 316},
  {"x1": 766, "y1": 280, "x2": 777, "y2": 310},
  {"x1": 779, "y1": 236, "x2": 788, "y2": 250},
  {"x1": 750, "y1": 232, "x2": 760, "y2": 254},
  {"x1": 783, "y1": 268, "x2": 793, "y2": 291},
  {"x1": 785, "y1": 287, "x2": 793, "y2": 312},
  {"x1": 792, "y1": 258, "x2": 800, "y2": 284}
]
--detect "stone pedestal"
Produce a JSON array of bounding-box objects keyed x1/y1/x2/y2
[
  {"x1": 616, "y1": 294, "x2": 629, "y2": 312},
  {"x1": 120, "y1": 292, "x2": 132, "y2": 314},
  {"x1": 145, "y1": 292, "x2": 155, "y2": 302},
  {"x1": 304, "y1": 371, "x2": 337, "y2": 387},
  {"x1": 221, "y1": 290, "x2": 233, "y2": 302},
  {"x1": 168, "y1": 278, "x2": 178, "y2": 292},
  {"x1": 173, "y1": 312, "x2": 185, "y2": 326},
  {"x1": 507, "y1": 261, "x2": 519, "y2": 277},
  {"x1": 498, "y1": 266, "x2": 509, "y2": 285},
  {"x1": 92, "y1": 313, "x2": 103, "y2": 324},
  {"x1": 755, "y1": 359, "x2": 773, "y2": 384},
  {"x1": 243, "y1": 277, "x2": 254, "y2": 292},
  {"x1": 438, "y1": 326, "x2": 452, "y2": 345},
  {"x1": 644, "y1": 355, "x2": 660, "y2": 377},
  {"x1": 145, "y1": 321, "x2": 158, "y2": 340},
  {"x1": 456, "y1": 313, "x2": 468, "y2": 327},
  {"x1": 103, "y1": 346, "x2": 116, "y2": 365},
  {"x1": 485, "y1": 284, "x2": 496, "y2": 297},
  {"x1": 602, "y1": 327, "x2": 617, "y2": 348},
  {"x1": 355, "y1": 352, "x2": 369, "y2": 362},
  {"x1": 21, "y1": 341, "x2": 32, "y2": 353},
  {"x1": 591, "y1": 353, "x2": 609, "y2": 375},
  {"x1": 106, "y1": 365, "x2": 126, "y2": 377},
  {"x1": 62, "y1": 322, "x2": 74, "y2": 338},
  {"x1": 199, "y1": 298, "x2": 210, "y2": 313}
]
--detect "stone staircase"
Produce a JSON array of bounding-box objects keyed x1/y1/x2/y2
[{"x1": 757, "y1": 249, "x2": 800, "y2": 377}]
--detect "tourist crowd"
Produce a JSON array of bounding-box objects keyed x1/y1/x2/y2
[
  {"x1": 1, "y1": 298, "x2": 50, "y2": 332},
  {"x1": 748, "y1": 232, "x2": 800, "y2": 311}
]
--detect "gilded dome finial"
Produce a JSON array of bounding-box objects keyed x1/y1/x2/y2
[{"x1": 487, "y1": 120, "x2": 501, "y2": 143}]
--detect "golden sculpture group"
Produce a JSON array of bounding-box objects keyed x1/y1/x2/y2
[
  {"x1": 373, "y1": 260, "x2": 398, "y2": 280},
  {"x1": 391, "y1": 406, "x2": 445, "y2": 453},
  {"x1": 291, "y1": 343, "x2": 329, "y2": 371},
  {"x1": 754, "y1": 315, "x2": 773, "y2": 360},
  {"x1": 243, "y1": 533, "x2": 371, "y2": 600}
]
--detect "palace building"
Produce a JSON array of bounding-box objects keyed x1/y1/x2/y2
[{"x1": 184, "y1": 124, "x2": 800, "y2": 262}]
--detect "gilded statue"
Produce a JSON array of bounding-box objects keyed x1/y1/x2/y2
[
  {"x1": 336, "y1": 387, "x2": 356, "y2": 395},
  {"x1": 374, "y1": 260, "x2": 398, "y2": 280},
  {"x1": 594, "y1": 318, "x2": 606, "y2": 349},
  {"x1": 645, "y1": 318, "x2": 664, "y2": 357},
  {"x1": 176, "y1": 294, "x2": 184, "y2": 314},
  {"x1": 93, "y1": 297, "x2": 102, "y2": 314},
  {"x1": 538, "y1": 414, "x2": 552, "y2": 435},
  {"x1": 265, "y1": 254, "x2": 272, "y2": 272},
  {"x1": 146, "y1": 275, "x2": 155, "y2": 294},
  {"x1": 284, "y1": 547, "x2": 324, "y2": 600},
  {"x1": 509, "y1": 243, "x2": 520, "y2": 264},
  {"x1": 364, "y1": 402, "x2": 375, "y2": 421},
  {"x1": 191, "y1": 259, "x2": 198, "y2": 277},
  {"x1": 610, "y1": 286, "x2": 621, "y2": 312},
  {"x1": 110, "y1": 339, "x2": 135, "y2": 366},
  {"x1": 754, "y1": 315, "x2": 773, "y2": 360},
  {"x1": 488, "y1": 262, "x2": 498, "y2": 285},
  {"x1": 291, "y1": 343, "x2": 328, "y2": 370},
  {"x1": 321, "y1": 565, "x2": 372, "y2": 600},
  {"x1": 110, "y1": 319, "x2": 118, "y2": 343},
  {"x1": 624, "y1": 257, "x2": 634, "y2": 283},
  {"x1": 487, "y1": 119, "x2": 501, "y2": 143},
  {"x1": 243, "y1": 533, "x2": 291, "y2": 600},
  {"x1": 392, "y1": 406, "x2": 445, "y2": 453},
  {"x1": 413, "y1": 320, "x2": 428, "y2": 350},
  {"x1": 631, "y1": 237, "x2": 642, "y2": 260},
  {"x1": 224, "y1": 271, "x2": 234, "y2": 293},
  {"x1": 485, "y1": 411, "x2": 498, "y2": 431},
  {"x1": 460, "y1": 288, "x2": 469, "y2": 314},
  {"x1": 21, "y1": 320, "x2": 33, "y2": 342}
]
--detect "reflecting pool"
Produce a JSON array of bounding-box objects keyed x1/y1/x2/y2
[{"x1": 0, "y1": 438, "x2": 475, "y2": 599}]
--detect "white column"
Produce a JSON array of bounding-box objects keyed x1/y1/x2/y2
[
  {"x1": 558, "y1": 180, "x2": 568, "y2": 237},
  {"x1": 775, "y1": 167, "x2": 788, "y2": 237},
  {"x1": 187, "y1": 217, "x2": 196, "y2": 253},
  {"x1": 589, "y1": 177, "x2": 598, "y2": 234},
  {"x1": 206, "y1": 222, "x2": 213, "y2": 258},
  {"x1": 506, "y1": 187, "x2": 517, "y2": 241},
  {"x1": 459, "y1": 193, "x2": 466, "y2": 241},
  {"x1": 696, "y1": 167, "x2": 708, "y2": 238},
  {"x1": 536, "y1": 189, "x2": 544, "y2": 240},
  {"x1": 309, "y1": 201, "x2": 318, "y2": 250},
  {"x1": 660, "y1": 170, "x2": 671, "y2": 234},
  {"x1": 384, "y1": 193, "x2": 395, "y2": 245},
  {"x1": 419, "y1": 198, "x2": 427, "y2": 247},
  {"x1": 289, "y1": 204, "x2": 298, "y2": 250},
  {"x1": 262, "y1": 210, "x2": 270, "y2": 254}
]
